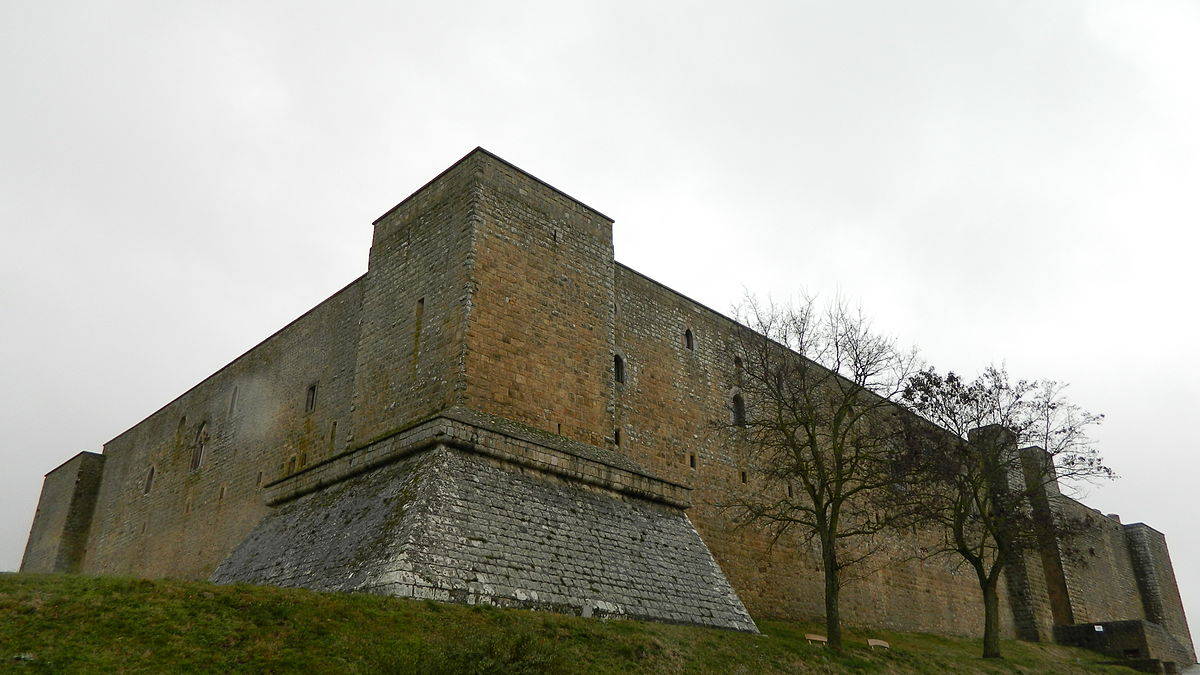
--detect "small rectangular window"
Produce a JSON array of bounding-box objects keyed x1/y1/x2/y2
[
  {"x1": 305, "y1": 384, "x2": 317, "y2": 413},
  {"x1": 689, "y1": 454, "x2": 697, "y2": 469},
  {"x1": 740, "y1": 471, "x2": 747, "y2": 484}
]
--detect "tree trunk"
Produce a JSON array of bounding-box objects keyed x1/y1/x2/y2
[
  {"x1": 981, "y1": 576, "x2": 1002, "y2": 659},
  {"x1": 821, "y1": 536, "x2": 843, "y2": 650}
]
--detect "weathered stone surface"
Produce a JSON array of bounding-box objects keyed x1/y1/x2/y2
[
  {"x1": 20, "y1": 452, "x2": 105, "y2": 573},
  {"x1": 19, "y1": 147, "x2": 1191, "y2": 653},
  {"x1": 213, "y1": 443, "x2": 756, "y2": 632}
]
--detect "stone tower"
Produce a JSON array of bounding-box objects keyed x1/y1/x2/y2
[{"x1": 20, "y1": 149, "x2": 1193, "y2": 665}]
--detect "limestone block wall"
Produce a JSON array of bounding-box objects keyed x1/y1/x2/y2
[
  {"x1": 611, "y1": 263, "x2": 1009, "y2": 637},
  {"x1": 1050, "y1": 498, "x2": 1145, "y2": 626},
  {"x1": 20, "y1": 452, "x2": 105, "y2": 573},
  {"x1": 463, "y1": 151, "x2": 616, "y2": 450},
  {"x1": 349, "y1": 155, "x2": 477, "y2": 446},
  {"x1": 1126, "y1": 523, "x2": 1196, "y2": 662},
  {"x1": 213, "y1": 421, "x2": 756, "y2": 632},
  {"x1": 78, "y1": 278, "x2": 363, "y2": 580}
]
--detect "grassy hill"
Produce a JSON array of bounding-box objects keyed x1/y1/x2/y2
[{"x1": 0, "y1": 574, "x2": 1131, "y2": 673}]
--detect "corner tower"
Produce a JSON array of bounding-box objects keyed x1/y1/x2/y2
[{"x1": 349, "y1": 148, "x2": 617, "y2": 447}]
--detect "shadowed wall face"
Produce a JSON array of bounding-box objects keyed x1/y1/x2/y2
[
  {"x1": 20, "y1": 452, "x2": 104, "y2": 574},
  {"x1": 77, "y1": 280, "x2": 363, "y2": 580},
  {"x1": 349, "y1": 156, "x2": 479, "y2": 445}
]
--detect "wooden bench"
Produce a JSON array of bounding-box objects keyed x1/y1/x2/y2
[
  {"x1": 805, "y1": 634, "x2": 828, "y2": 646},
  {"x1": 867, "y1": 638, "x2": 891, "y2": 650}
]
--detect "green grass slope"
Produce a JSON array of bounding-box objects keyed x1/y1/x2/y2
[{"x1": 0, "y1": 574, "x2": 1130, "y2": 673}]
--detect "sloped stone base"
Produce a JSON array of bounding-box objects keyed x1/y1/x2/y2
[{"x1": 212, "y1": 428, "x2": 756, "y2": 632}]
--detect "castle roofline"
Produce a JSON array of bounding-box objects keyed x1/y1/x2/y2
[
  {"x1": 372, "y1": 147, "x2": 614, "y2": 225},
  {"x1": 43, "y1": 451, "x2": 103, "y2": 477}
]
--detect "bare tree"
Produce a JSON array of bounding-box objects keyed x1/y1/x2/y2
[
  {"x1": 900, "y1": 366, "x2": 1112, "y2": 659},
  {"x1": 715, "y1": 294, "x2": 920, "y2": 650}
]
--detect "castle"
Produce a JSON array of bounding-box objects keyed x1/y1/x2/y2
[{"x1": 21, "y1": 148, "x2": 1194, "y2": 666}]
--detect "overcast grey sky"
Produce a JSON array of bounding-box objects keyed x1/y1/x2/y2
[{"x1": 2, "y1": 0, "x2": 1197, "y2": 647}]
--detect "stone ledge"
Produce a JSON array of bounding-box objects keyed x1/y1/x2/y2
[{"x1": 265, "y1": 410, "x2": 691, "y2": 509}]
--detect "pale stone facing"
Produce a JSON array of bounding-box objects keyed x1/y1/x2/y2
[{"x1": 213, "y1": 438, "x2": 757, "y2": 632}]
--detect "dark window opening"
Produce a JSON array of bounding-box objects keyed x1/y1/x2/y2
[
  {"x1": 255, "y1": 471, "x2": 263, "y2": 487},
  {"x1": 734, "y1": 356, "x2": 743, "y2": 370},
  {"x1": 787, "y1": 483, "x2": 793, "y2": 499},
  {"x1": 190, "y1": 423, "x2": 208, "y2": 471},
  {"x1": 143, "y1": 466, "x2": 155, "y2": 495},
  {"x1": 614, "y1": 354, "x2": 625, "y2": 383},
  {"x1": 733, "y1": 393, "x2": 746, "y2": 426},
  {"x1": 556, "y1": 422, "x2": 562, "y2": 434},
  {"x1": 684, "y1": 328, "x2": 694, "y2": 350},
  {"x1": 740, "y1": 471, "x2": 748, "y2": 484},
  {"x1": 305, "y1": 383, "x2": 317, "y2": 413},
  {"x1": 412, "y1": 297, "x2": 425, "y2": 363},
  {"x1": 175, "y1": 415, "x2": 187, "y2": 450},
  {"x1": 689, "y1": 454, "x2": 697, "y2": 469},
  {"x1": 614, "y1": 428, "x2": 621, "y2": 446}
]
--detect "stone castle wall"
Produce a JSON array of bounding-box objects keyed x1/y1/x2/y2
[
  {"x1": 20, "y1": 452, "x2": 104, "y2": 573},
  {"x1": 463, "y1": 154, "x2": 616, "y2": 451},
  {"x1": 612, "y1": 263, "x2": 1013, "y2": 637},
  {"x1": 74, "y1": 277, "x2": 363, "y2": 580},
  {"x1": 20, "y1": 148, "x2": 1192, "y2": 658},
  {"x1": 212, "y1": 413, "x2": 756, "y2": 632}
]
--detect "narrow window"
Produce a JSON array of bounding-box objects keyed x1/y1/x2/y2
[
  {"x1": 143, "y1": 466, "x2": 155, "y2": 495},
  {"x1": 190, "y1": 423, "x2": 208, "y2": 470},
  {"x1": 305, "y1": 383, "x2": 317, "y2": 413},
  {"x1": 329, "y1": 420, "x2": 338, "y2": 450},
  {"x1": 614, "y1": 354, "x2": 625, "y2": 383},
  {"x1": 734, "y1": 356, "x2": 743, "y2": 371},
  {"x1": 255, "y1": 471, "x2": 263, "y2": 487},
  {"x1": 175, "y1": 416, "x2": 187, "y2": 450},
  {"x1": 412, "y1": 297, "x2": 425, "y2": 364},
  {"x1": 733, "y1": 393, "x2": 746, "y2": 427},
  {"x1": 228, "y1": 386, "x2": 238, "y2": 415},
  {"x1": 689, "y1": 453, "x2": 697, "y2": 469},
  {"x1": 614, "y1": 428, "x2": 621, "y2": 446},
  {"x1": 684, "y1": 328, "x2": 694, "y2": 350},
  {"x1": 787, "y1": 483, "x2": 794, "y2": 499},
  {"x1": 556, "y1": 422, "x2": 562, "y2": 434},
  {"x1": 740, "y1": 471, "x2": 748, "y2": 484}
]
